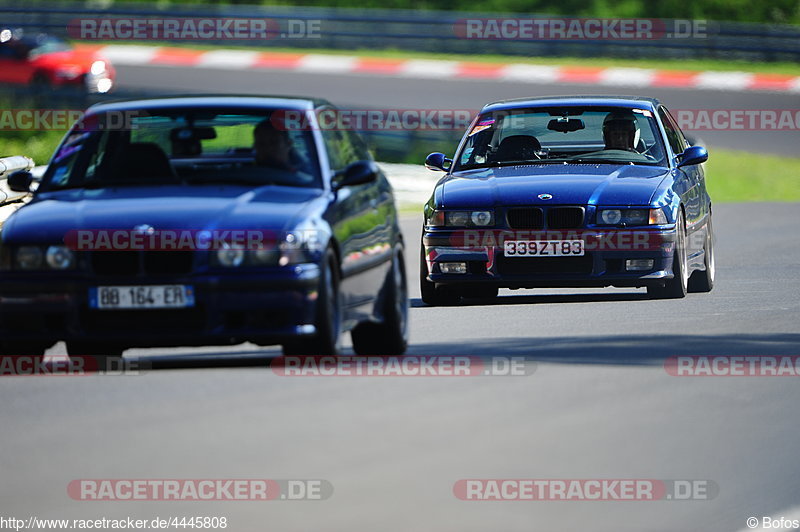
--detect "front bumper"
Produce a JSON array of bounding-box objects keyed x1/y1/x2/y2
[
  {"x1": 0, "y1": 264, "x2": 320, "y2": 347},
  {"x1": 423, "y1": 227, "x2": 677, "y2": 289}
]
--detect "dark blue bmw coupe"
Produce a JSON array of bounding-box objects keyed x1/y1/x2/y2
[
  {"x1": 0, "y1": 96, "x2": 408, "y2": 362},
  {"x1": 420, "y1": 96, "x2": 715, "y2": 305}
]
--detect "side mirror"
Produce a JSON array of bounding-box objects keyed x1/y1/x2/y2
[
  {"x1": 677, "y1": 145, "x2": 708, "y2": 168},
  {"x1": 425, "y1": 152, "x2": 452, "y2": 172},
  {"x1": 7, "y1": 170, "x2": 33, "y2": 193},
  {"x1": 333, "y1": 160, "x2": 379, "y2": 189}
]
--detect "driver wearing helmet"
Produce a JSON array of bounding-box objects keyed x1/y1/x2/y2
[{"x1": 602, "y1": 111, "x2": 641, "y2": 152}]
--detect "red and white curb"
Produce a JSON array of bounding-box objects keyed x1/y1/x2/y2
[{"x1": 88, "y1": 44, "x2": 800, "y2": 93}]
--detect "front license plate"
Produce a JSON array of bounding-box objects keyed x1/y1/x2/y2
[
  {"x1": 89, "y1": 285, "x2": 195, "y2": 309},
  {"x1": 504, "y1": 240, "x2": 584, "y2": 257}
]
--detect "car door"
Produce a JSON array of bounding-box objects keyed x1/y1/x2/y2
[
  {"x1": 664, "y1": 106, "x2": 712, "y2": 235},
  {"x1": 321, "y1": 120, "x2": 391, "y2": 320},
  {"x1": 0, "y1": 40, "x2": 30, "y2": 84},
  {"x1": 659, "y1": 106, "x2": 703, "y2": 255}
]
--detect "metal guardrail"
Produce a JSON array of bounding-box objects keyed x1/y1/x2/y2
[
  {"x1": 0, "y1": 156, "x2": 34, "y2": 209},
  {"x1": 0, "y1": 156, "x2": 34, "y2": 179},
  {"x1": 0, "y1": 0, "x2": 798, "y2": 61}
]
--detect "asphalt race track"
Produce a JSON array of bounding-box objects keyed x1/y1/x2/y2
[
  {"x1": 1, "y1": 203, "x2": 799, "y2": 531},
  {"x1": 1, "y1": 64, "x2": 799, "y2": 532}
]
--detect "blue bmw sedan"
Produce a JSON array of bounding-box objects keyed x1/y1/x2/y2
[
  {"x1": 421, "y1": 96, "x2": 715, "y2": 305},
  {"x1": 0, "y1": 96, "x2": 407, "y2": 363}
]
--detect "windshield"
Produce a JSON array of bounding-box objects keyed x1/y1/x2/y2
[
  {"x1": 454, "y1": 106, "x2": 668, "y2": 171},
  {"x1": 27, "y1": 37, "x2": 71, "y2": 57},
  {"x1": 41, "y1": 108, "x2": 322, "y2": 191}
]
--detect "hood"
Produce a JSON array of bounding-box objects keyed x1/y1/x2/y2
[
  {"x1": 31, "y1": 48, "x2": 107, "y2": 72},
  {"x1": 2, "y1": 184, "x2": 325, "y2": 244},
  {"x1": 441, "y1": 164, "x2": 670, "y2": 208}
]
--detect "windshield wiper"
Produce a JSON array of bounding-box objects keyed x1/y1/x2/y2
[
  {"x1": 568, "y1": 158, "x2": 640, "y2": 165},
  {"x1": 461, "y1": 159, "x2": 564, "y2": 170},
  {"x1": 186, "y1": 177, "x2": 276, "y2": 187}
]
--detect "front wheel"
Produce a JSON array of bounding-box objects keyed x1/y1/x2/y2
[
  {"x1": 688, "y1": 217, "x2": 715, "y2": 293},
  {"x1": 283, "y1": 248, "x2": 342, "y2": 356},
  {"x1": 0, "y1": 342, "x2": 49, "y2": 357},
  {"x1": 351, "y1": 244, "x2": 409, "y2": 356},
  {"x1": 648, "y1": 211, "x2": 688, "y2": 299},
  {"x1": 66, "y1": 342, "x2": 125, "y2": 371}
]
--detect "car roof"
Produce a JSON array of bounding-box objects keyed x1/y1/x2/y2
[
  {"x1": 85, "y1": 95, "x2": 331, "y2": 115},
  {"x1": 482, "y1": 95, "x2": 661, "y2": 113}
]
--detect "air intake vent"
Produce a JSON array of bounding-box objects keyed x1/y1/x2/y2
[
  {"x1": 547, "y1": 207, "x2": 584, "y2": 229},
  {"x1": 506, "y1": 208, "x2": 544, "y2": 229}
]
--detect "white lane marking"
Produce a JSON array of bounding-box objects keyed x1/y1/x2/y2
[
  {"x1": 399, "y1": 60, "x2": 459, "y2": 78},
  {"x1": 499, "y1": 64, "x2": 560, "y2": 83},
  {"x1": 296, "y1": 54, "x2": 358, "y2": 73},
  {"x1": 96, "y1": 45, "x2": 795, "y2": 93},
  {"x1": 598, "y1": 67, "x2": 656, "y2": 87},
  {"x1": 97, "y1": 45, "x2": 160, "y2": 65},
  {"x1": 196, "y1": 50, "x2": 260, "y2": 69},
  {"x1": 693, "y1": 71, "x2": 754, "y2": 90}
]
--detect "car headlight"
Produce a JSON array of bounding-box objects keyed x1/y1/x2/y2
[
  {"x1": 429, "y1": 210, "x2": 495, "y2": 227},
  {"x1": 216, "y1": 243, "x2": 245, "y2": 267},
  {"x1": 597, "y1": 208, "x2": 666, "y2": 226},
  {"x1": 16, "y1": 246, "x2": 43, "y2": 270},
  {"x1": 214, "y1": 230, "x2": 322, "y2": 268},
  {"x1": 46, "y1": 246, "x2": 75, "y2": 270},
  {"x1": 277, "y1": 230, "x2": 321, "y2": 266},
  {"x1": 90, "y1": 60, "x2": 107, "y2": 76}
]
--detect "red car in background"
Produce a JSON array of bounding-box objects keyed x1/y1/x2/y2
[{"x1": 0, "y1": 29, "x2": 114, "y2": 93}]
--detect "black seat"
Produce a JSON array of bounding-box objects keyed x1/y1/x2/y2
[
  {"x1": 109, "y1": 142, "x2": 177, "y2": 182},
  {"x1": 494, "y1": 135, "x2": 542, "y2": 162}
]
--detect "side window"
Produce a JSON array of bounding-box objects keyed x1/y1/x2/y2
[
  {"x1": 321, "y1": 128, "x2": 358, "y2": 171},
  {"x1": 346, "y1": 129, "x2": 372, "y2": 161},
  {"x1": 658, "y1": 107, "x2": 686, "y2": 156}
]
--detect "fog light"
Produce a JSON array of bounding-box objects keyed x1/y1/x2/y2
[
  {"x1": 626, "y1": 259, "x2": 654, "y2": 271},
  {"x1": 440, "y1": 262, "x2": 467, "y2": 274}
]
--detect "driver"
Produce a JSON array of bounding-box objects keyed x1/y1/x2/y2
[
  {"x1": 252, "y1": 119, "x2": 314, "y2": 184},
  {"x1": 602, "y1": 111, "x2": 640, "y2": 152}
]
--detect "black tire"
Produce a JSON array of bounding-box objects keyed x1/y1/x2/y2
[
  {"x1": 66, "y1": 343, "x2": 125, "y2": 371},
  {"x1": 283, "y1": 248, "x2": 342, "y2": 356},
  {"x1": 0, "y1": 342, "x2": 48, "y2": 357},
  {"x1": 419, "y1": 242, "x2": 461, "y2": 306},
  {"x1": 688, "y1": 216, "x2": 715, "y2": 293},
  {"x1": 648, "y1": 211, "x2": 688, "y2": 299},
  {"x1": 351, "y1": 245, "x2": 409, "y2": 356}
]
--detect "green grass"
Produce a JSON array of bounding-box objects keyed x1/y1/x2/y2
[
  {"x1": 88, "y1": 41, "x2": 800, "y2": 77},
  {"x1": 705, "y1": 148, "x2": 800, "y2": 202},
  {"x1": 0, "y1": 130, "x2": 64, "y2": 166}
]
